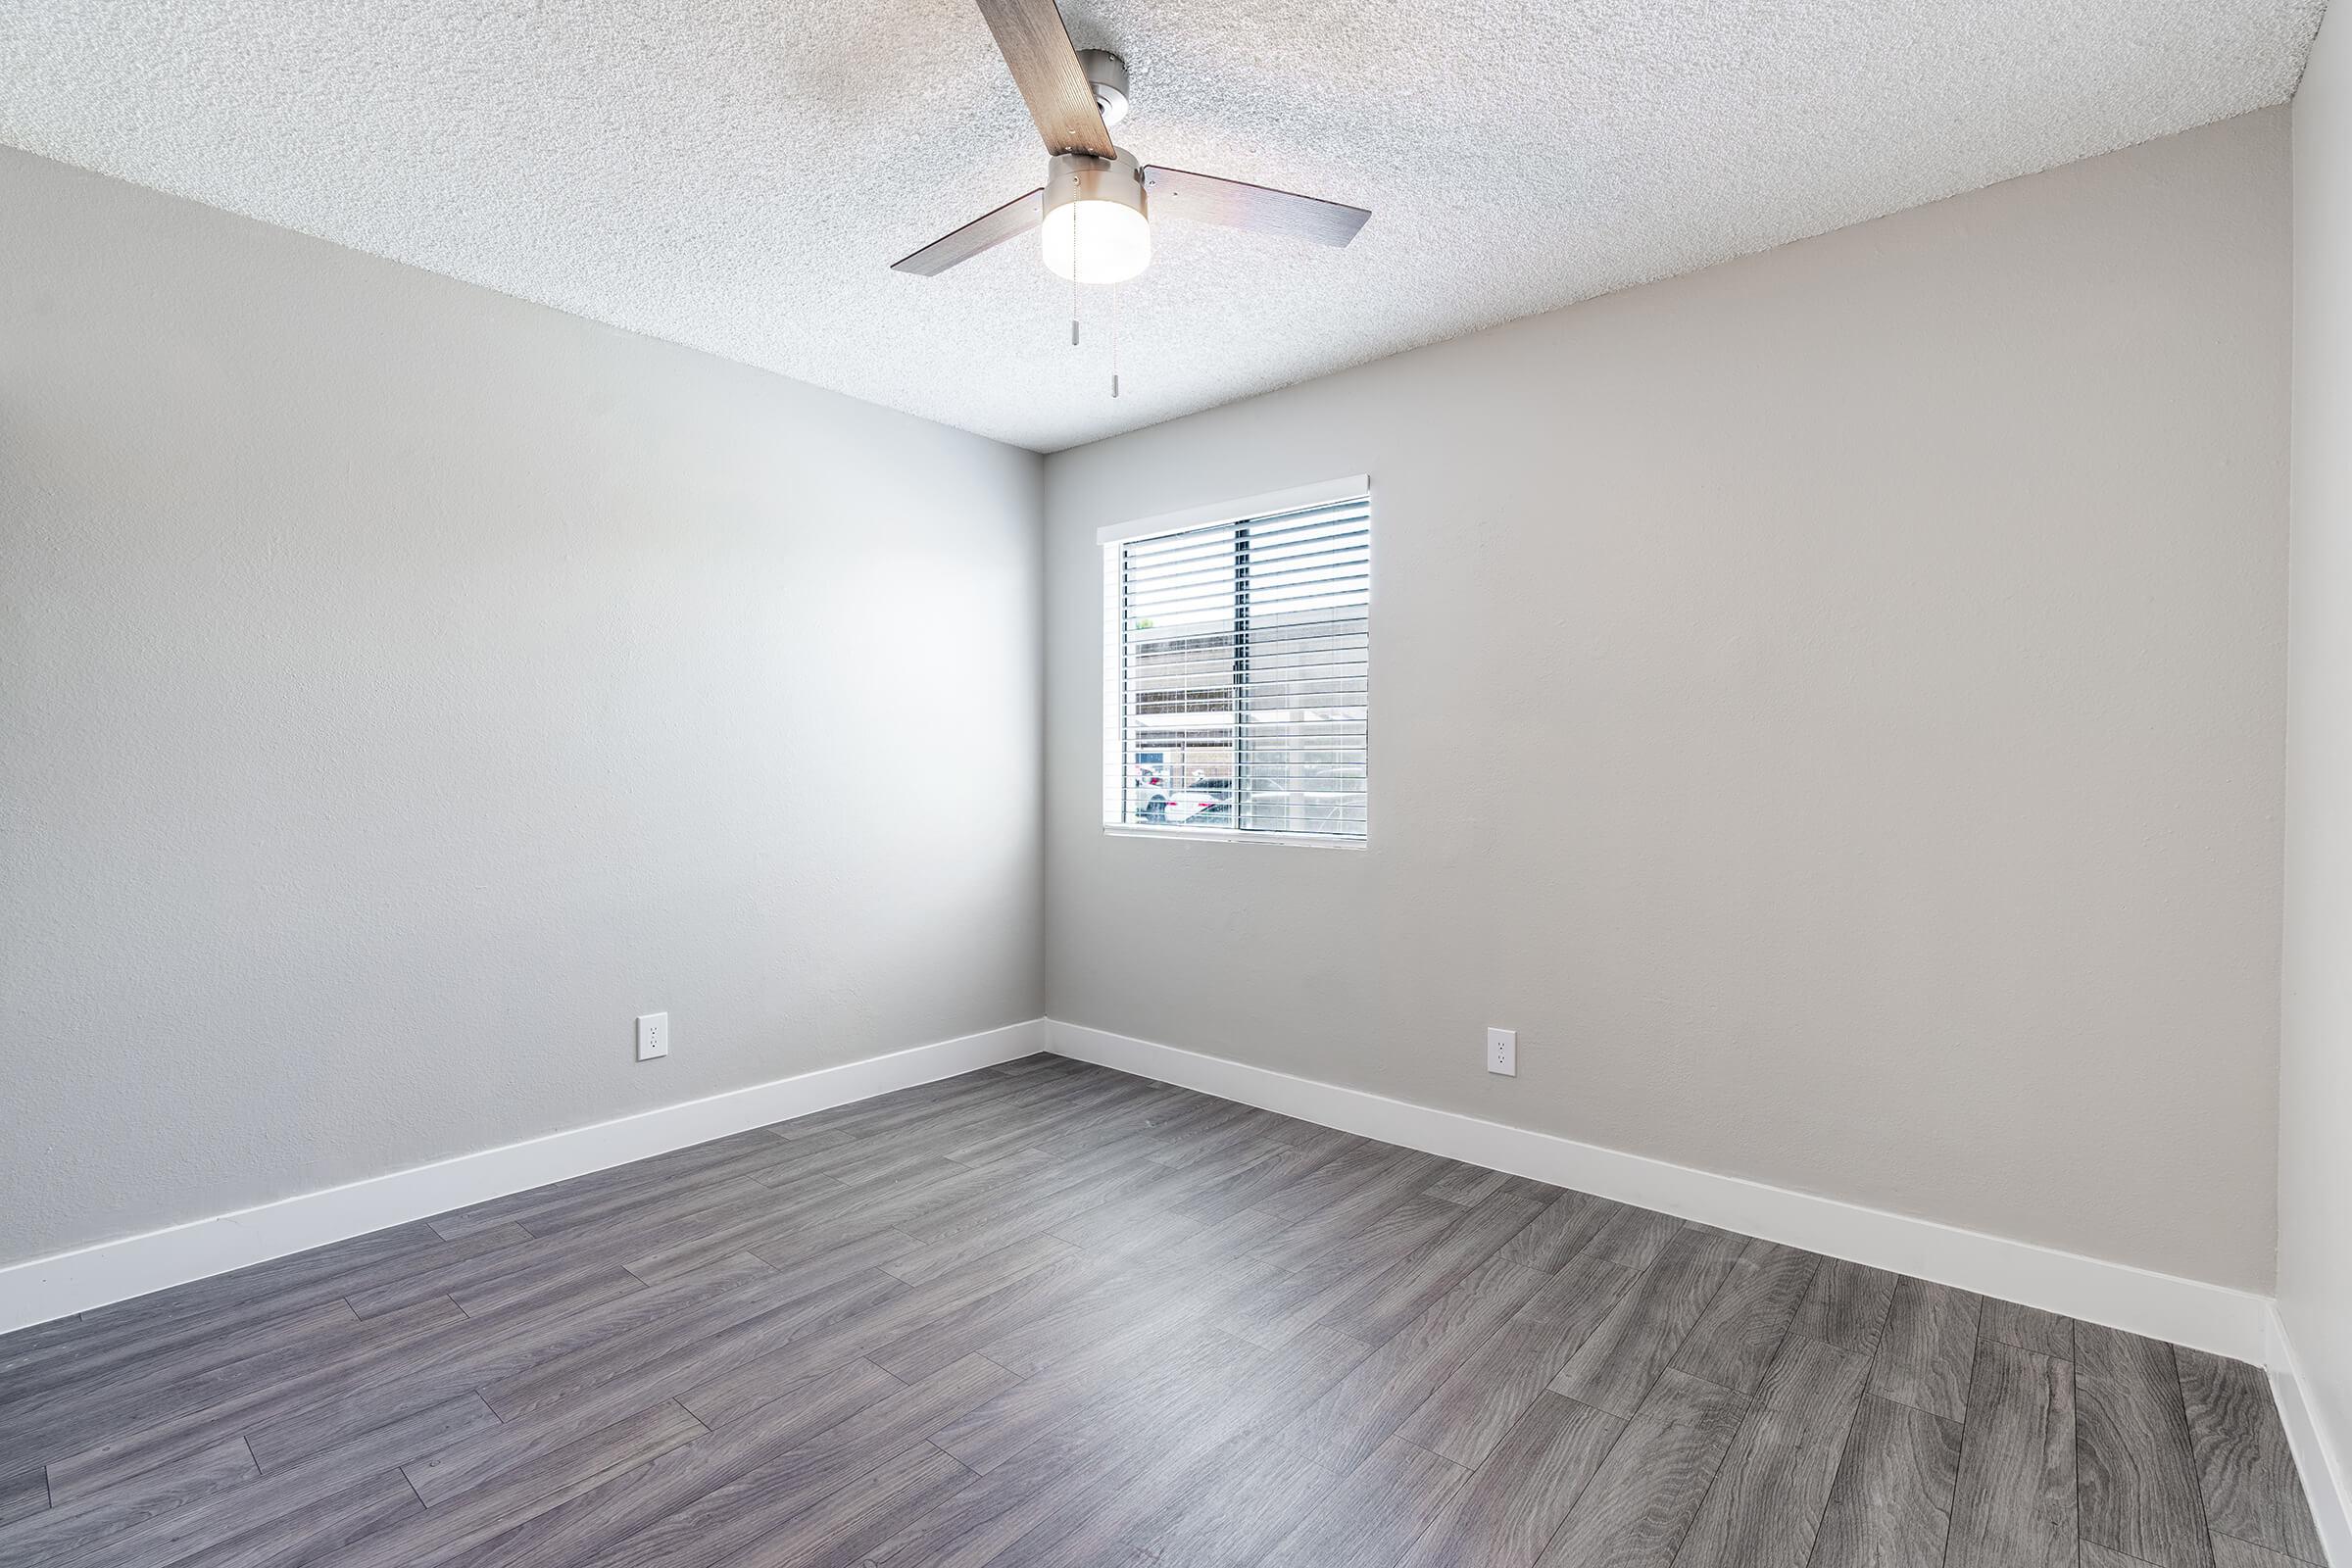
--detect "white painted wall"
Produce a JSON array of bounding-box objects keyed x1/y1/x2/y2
[
  {"x1": 2281, "y1": 3, "x2": 2352, "y2": 1533},
  {"x1": 1044, "y1": 111, "x2": 2291, "y2": 1293},
  {"x1": 0, "y1": 149, "x2": 1045, "y2": 1267}
]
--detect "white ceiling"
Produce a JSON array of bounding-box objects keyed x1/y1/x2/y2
[{"x1": 0, "y1": 1, "x2": 2325, "y2": 452}]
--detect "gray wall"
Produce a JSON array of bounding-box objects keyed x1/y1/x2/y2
[
  {"x1": 0, "y1": 149, "x2": 1045, "y2": 1266},
  {"x1": 2, "y1": 104, "x2": 2301, "y2": 1302},
  {"x1": 1044, "y1": 110, "x2": 2289, "y2": 1292},
  {"x1": 2283, "y1": 6, "x2": 2352, "y2": 1520}
]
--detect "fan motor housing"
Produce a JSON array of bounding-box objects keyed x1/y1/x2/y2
[
  {"x1": 1044, "y1": 146, "x2": 1147, "y2": 225},
  {"x1": 1077, "y1": 49, "x2": 1129, "y2": 126}
]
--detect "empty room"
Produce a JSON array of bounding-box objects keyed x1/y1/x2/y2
[{"x1": 3, "y1": 1, "x2": 2349, "y2": 1565}]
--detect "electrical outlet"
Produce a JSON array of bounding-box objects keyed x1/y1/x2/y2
[
  {"x1": 636, "y1": 1012, "x2": 669, "y2": 1061},
  {"x1": 1487, "y1": 1027, "x2": 1516, "y2": 1077}
]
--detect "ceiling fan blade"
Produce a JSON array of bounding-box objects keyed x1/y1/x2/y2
[
  {"x1": 1142, "y1": 167, "x2": 1371, "y2": 247},
  {"x1": 891, "y1": 189, "x2": 1046, "y2": 276},
  {"x1": 973, "y1": 0, "x2": 1115, "y2": 159}
]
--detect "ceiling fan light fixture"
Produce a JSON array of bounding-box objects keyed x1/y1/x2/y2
[
  {"x1": 887, "y1": 4, "x2": 1369, "y2": 283},
  {"x1": 1041, "y1": 148, "x2": 1151, "y2": 284}
]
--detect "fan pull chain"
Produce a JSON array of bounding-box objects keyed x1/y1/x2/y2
[
  {"x1": 1070, "y1": 224, "x2": 1080, "y2": 346},
  {"x1": 1109, "y1": 281, "x2": 1120, "y2": 399}
]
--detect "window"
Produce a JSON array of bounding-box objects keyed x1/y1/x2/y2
[{"x1": 1102, "y1": 478, "x2": 1370, "y2": 844}]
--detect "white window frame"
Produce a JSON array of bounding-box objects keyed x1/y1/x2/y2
[{"x1": 1100, "y1": 474, "x2": 1372, "y2": 850}]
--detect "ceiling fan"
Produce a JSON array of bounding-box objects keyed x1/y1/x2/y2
[{"x1": 891, "y1": 0, "x2": 1371, "y2": 285}]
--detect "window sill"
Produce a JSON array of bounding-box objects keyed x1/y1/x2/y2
[{"x1": 1101, "y1": 825, "x2": 1368, "y2": 851}]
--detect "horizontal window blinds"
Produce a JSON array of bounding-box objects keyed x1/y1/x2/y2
[{"x1": 1104, "y1": 492, "x2": 1370, "y2": 841}]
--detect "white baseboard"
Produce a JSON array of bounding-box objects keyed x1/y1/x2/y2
[
  {"x1": 0, "y1": 1018, "x2": 1047, "y2": 1335},
  {"x1": 1047, "y1": 1019, "x2": 2271, "y2": 1364},
  {"x1": 2270, "y1": 1306, "x2": 2352, "y2": 1567}
]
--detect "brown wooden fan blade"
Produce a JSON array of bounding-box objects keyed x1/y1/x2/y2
[
  {"x1": 891, "y1": 189, "x2": 1046, "y2": 276},
  {"x1": 973, "y1": 0, "x2": 1115, "y2": 159},
  {"x1": 1142, "y1": 167, "x2": 1371, "y2": 247}
]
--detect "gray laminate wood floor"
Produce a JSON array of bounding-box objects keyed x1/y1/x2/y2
[{"x1": 0, "y1": 1056, "x2": 2326, "y2": 1568}]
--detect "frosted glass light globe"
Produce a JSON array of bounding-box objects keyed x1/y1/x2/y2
[{"x1": 1041, "y1": 197, "x2": 1152, "y2": 284}]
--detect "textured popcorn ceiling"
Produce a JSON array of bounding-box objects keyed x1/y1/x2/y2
[{"x1": 0, "y1": 1, "x2": 2326, "y2": 451}]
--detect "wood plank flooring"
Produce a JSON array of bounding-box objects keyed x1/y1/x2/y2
[{"x1": 0, "y1": 1055, "x2": 2325, "y2": 1568}]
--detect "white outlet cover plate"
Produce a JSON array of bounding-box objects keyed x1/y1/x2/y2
[
  {"x1": 1487, "y1": 1027, "x2": 1516, "y2": 1077},
  {"x1": 637, "y1": 1012, "x2": 669, "y2": 1061}
]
